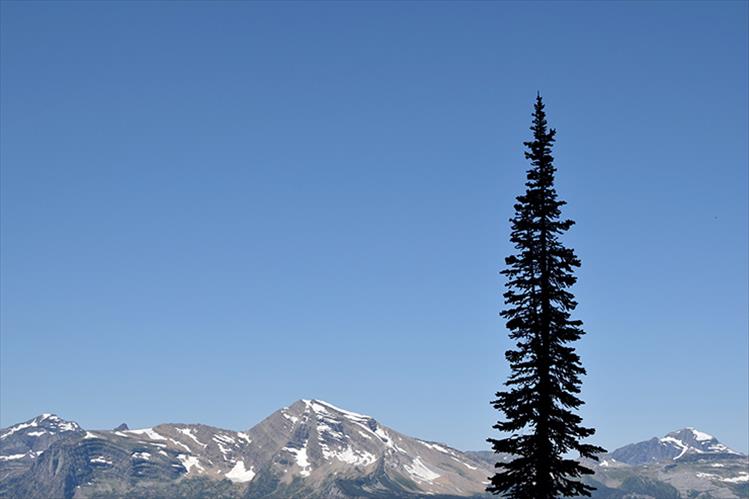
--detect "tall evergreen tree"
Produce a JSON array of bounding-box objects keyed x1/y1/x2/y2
[{"x1": 487, "y1": 95, "x2": 605, "y2": 498}]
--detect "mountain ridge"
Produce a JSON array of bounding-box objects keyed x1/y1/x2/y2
[{"x1": 1, "y1": 400, "x2": 747, "y2": 499}]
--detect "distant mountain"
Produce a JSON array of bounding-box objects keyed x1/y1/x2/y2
[
  {"x1": 0, "y1": 413, "x2": 84, "y2": 483},
  {"x1": 0, "y1": 404, "x2": 746, "y2": 499},
  {"x1": 608, "y1": 428, "x2": 742, "y2": 465},
  {"x1": 590, "y1": 429, "x2": 748, "y2": 499}
]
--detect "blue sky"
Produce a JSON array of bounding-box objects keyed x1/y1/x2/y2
[{"x1": 1, "y1": 1, "x2": 747, "y2": 454}]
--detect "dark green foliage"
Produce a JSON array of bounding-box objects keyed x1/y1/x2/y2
[{"x1": 488, "y1": 95, "x2": 605, "y2": 498}]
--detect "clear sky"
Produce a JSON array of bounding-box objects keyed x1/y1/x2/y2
[{"x1": 1, "y1": 1, "x2": 747, "y2": 454}]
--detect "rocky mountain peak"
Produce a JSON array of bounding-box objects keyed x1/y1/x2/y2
[
  {"x1": 0, "y1": 413, "x2": 81, "y2": 441},
  {"x1": 0, "y1": 413, "x2": 83, "y2": 467},
  {"x1": 609, "y1": 427, "x2": 743, "y2": 465},
  {"x1": 659, "y1": 427, "x2": 740, "y2": 457}
]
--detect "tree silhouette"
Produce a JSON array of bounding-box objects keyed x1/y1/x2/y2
[{"x1": 487, "y1": 94, "x2": 605, "y2": 498}]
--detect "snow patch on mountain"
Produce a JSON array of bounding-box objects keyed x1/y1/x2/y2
[
  {"x1": 688, "y1": 428, "x2": 714, "y2": 442},
  {"x1": 124, "y1": 428, "x2": 166, "y2": 441},
  {"x1": 47, "y1": 417, "x2": 79, "y2": 432},
  {"x1": 284, "y1": 443, "x2": 312, "y2": 477},
  {"x1": 177, "y1": 454, "x2": 204, "y2": 474},
  {"x1": 90, "y1": 456, "x2": 112, "y2": 466},
  {"x1": 328, "y1": 445, "x2": 376, "y2": 467},
  {"x1": 225, "y1": 460, "x2": 256, "y2": 483}
]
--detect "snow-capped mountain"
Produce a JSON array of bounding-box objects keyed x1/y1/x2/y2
[
  {"x1": 243, "y1": 399, "x2": 489, "y2": 497},
  {"x1": 609, "y1": 428, "x2": 742, "y2": 465},
  {"x1": 1, "y1": 406, "x2": 747, "y2": 499},
  {"x1": 590, "y1": 429, "x2": 748, "y2": 499},
  {"x1": 0, "y1": 413, "x2": 83, "y2": 480},
  {"x1": 0, "y1": 400, "x2": 491, "y2": 499}
]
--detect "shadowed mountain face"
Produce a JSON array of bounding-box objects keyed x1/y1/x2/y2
[{"x1": 1, "y1": 403, "x2": 747, "y2": 499}]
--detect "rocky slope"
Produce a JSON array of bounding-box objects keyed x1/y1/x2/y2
[{"x1": 1, "y1": 404, "x2": 746, "y2": 499}]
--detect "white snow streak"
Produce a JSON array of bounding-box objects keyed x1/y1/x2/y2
[
  {"x1": 0, "y1": 422, "x2": 35, "y2": 439},
  {"x1": 176, "y1": 428, "x2": 207, "y2": 448},
  {"x1": 723, "y1": 472, "x2": 749, "y2": 484},
  {"x1": 419, "y1": 440, "x2": 454, "y2": 455},
  {"x1": 124, "y1": 428, "x2": 166, "y2": 441},
  {"x1": 405, "y1": 456, "x2": 441, "y2": 482},
  {"x1": 660, "y1": 436, "x2": 689, "y2": 459}
]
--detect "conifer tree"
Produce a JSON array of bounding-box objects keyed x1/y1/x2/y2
[{"x1": 487, "y1": 95, "x2": 605, "y2": 498}]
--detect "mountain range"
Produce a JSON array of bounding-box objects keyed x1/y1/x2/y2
[{"x1": 1, "y1": 400, "x2": 746, "y2": 499}]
